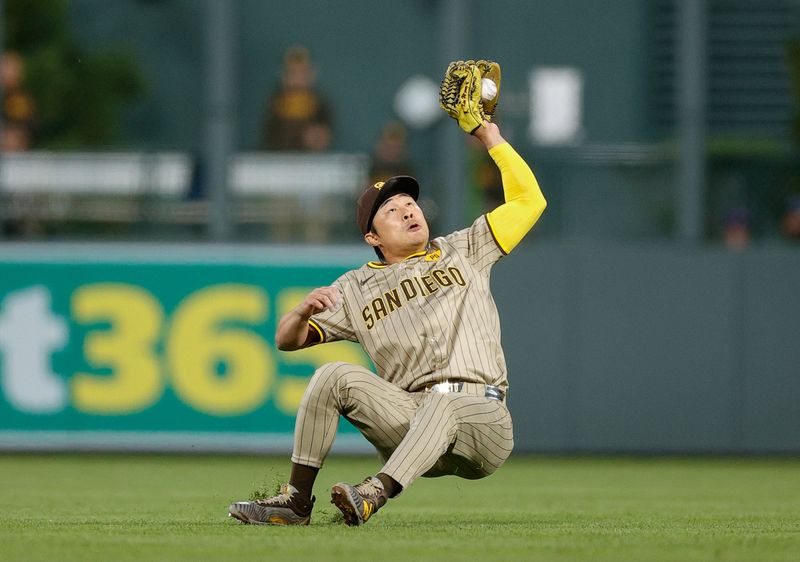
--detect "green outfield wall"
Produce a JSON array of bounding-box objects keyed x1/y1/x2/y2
[{"x1": 0, "y1": 242, "x2": 798, "y2": 454}]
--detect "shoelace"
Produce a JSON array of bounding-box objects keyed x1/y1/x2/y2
[
  {"x1": 254, "y1": 483, "x2": 292, "y2": 506},
  {"x1": 354, "y1": 477, "x2": 383, "y2": 500}
]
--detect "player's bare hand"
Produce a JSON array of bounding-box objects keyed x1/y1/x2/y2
[
  {"x1": 479, "y1": 121, "x2": 499, "y2": 135},
  {"x1": 297, "y1": 286, "x2": 342, "y2": 318},
  {"x1": 474, "y1": 121, "x2": 505, "y2": 149}
]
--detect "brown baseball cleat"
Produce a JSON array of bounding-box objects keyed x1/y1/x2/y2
[
  {"x1": 330, "y1": 476, "x2": 387, "y2": 526},
  {"x1": 228, "y1": 483, "x2": 314, "y2": 525}
]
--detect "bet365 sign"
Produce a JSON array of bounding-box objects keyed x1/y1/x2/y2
[{"x1": 0, "y1": 260, "x2": 370, "y2": 441}]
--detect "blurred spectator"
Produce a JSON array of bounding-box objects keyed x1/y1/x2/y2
[
  {"x1": 780, "y1": 195, "x2": 800, "y2": 242},
  {"x1": 1, "y1": 52, "x2": 35, "y2": 151},
  {"x1": 368, "y1": 121, "x2": 414, "y2": 185},
  {"x1": 722, "y1": 207, "x2": 751, "y2": 250},
  {"x1": 260, "y1": 45, "x2": 333, "y2": 152}
]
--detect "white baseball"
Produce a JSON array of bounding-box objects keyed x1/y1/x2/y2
[{"x1": 481, "y1": 78, "x2": 497, "y2": 101}]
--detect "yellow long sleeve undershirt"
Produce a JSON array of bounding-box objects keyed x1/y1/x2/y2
[{"x1": 485, "y1": 142, "x2": 547, "y2": 254}]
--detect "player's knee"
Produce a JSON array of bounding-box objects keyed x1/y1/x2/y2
[
  {"x1": 307, "y1": 361, "x2": 359, "y2": 395},
  {"x1": 310, "y1": 361, "x2": 347, "y2": 386}
]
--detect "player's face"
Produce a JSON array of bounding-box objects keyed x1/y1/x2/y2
[{"x1": 369, "y1": 194, "x2": 430, "y2": 261}]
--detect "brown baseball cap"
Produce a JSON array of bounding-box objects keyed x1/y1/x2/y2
[{"x1": 356, "y1": 176, "x2": 420, "y2": 235}]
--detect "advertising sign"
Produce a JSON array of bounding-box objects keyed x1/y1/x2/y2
[{"x1": 0, "y1": 251, "x2": 373, "y2": 452}]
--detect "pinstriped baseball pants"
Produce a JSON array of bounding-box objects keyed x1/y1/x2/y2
[{"x1": 291, "y1": 362, "x2": 514, "y2": 489}]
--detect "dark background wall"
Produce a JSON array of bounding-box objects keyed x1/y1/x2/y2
[
  {"x1": 65, "y1": 0, "x2": 651, "y2": 166},
  {"x1": 64, "y1": 0, "x2": 798, "y2": 242},
  {"x1": 497, "y1": 242, "x2": 800, "y2": 453}
]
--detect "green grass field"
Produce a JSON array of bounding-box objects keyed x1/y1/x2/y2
[{"x1": 0, "y1": 454, "x2": 798, "y2": 561}]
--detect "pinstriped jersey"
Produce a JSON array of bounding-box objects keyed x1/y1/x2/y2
[{"x1": 309, "y1": 214, "x2": 509, "y2": 393}]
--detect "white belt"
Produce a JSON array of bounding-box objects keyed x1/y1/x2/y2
[{"x1": 425, "y1": 381, "x2": 506, "y2": 401}]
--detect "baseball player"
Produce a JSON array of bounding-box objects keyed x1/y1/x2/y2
[{"x1": 229, "y1": 63, "x2": 546, "y2": 527}]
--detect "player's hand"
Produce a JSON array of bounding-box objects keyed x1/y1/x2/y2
[
  {"x1": 297, "y1": 286, "x2": 342, "y2": 318},
  {"x1": 473, "y1": 121, "x2": 504, "y2": 149},
  {"x1": 480, "y1": 121, "x2": 500, "y2": 136}
]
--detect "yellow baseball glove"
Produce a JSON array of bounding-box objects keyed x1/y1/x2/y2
[{"x1": 439, "y1": 59, "x2": 501, "y2": 134}]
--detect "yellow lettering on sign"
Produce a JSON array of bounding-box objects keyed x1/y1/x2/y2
[
  {"x1": 71, "y1": 284, "x2": 164, "y2": 414},
  {"x1": 167, "y1": 284, "x2": 273, "y2": 416}
]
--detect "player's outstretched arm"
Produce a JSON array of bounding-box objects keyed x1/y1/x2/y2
[
  {"x1": 473, "y1": 121, "x2": 506, "y2": 149},
  {"x1": 475, "y1": 122, "x2": 547, "y2": 254},
  {"x1": 275, "y1": 286, "x2": 341, "y2": 351}
]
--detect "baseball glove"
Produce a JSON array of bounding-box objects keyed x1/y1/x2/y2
[{"x1": 439, "y1": 59, "x2": 501, "y2": 134}]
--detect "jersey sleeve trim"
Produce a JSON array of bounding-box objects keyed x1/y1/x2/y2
[
  {"x1": 307, "y1": 318, "x2": 326, "y2": 343},
  {"x1": 484, "y1": 213, "x2": 509, "y2": 256}
]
